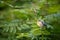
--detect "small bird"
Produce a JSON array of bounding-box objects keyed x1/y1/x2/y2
[
  {"x1": 37, "y1": 20, "x2": 46, "y2": 29},
  {"x1": 37, "y1": 20, "x2": 53, "y2": 29},
  {"x1": 37, "y1": 20, "x2": 44, "y2": 27}
]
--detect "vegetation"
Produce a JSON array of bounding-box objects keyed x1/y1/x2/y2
[{"x1": 0, "y1": 0, "x2": 60, "y2": 40}]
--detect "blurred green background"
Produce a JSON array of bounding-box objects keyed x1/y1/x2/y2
[{"x1": 0, "y1": 0, "x2": 60, "y2": 40}]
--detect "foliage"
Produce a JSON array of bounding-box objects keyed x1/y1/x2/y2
[{"x1": 0, "y1": 0, "x2": 60, "y2": 40}]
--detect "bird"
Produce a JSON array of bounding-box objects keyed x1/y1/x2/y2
[{"x1": 37, "y1": 20, "x2": 53, "y2": 29}]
